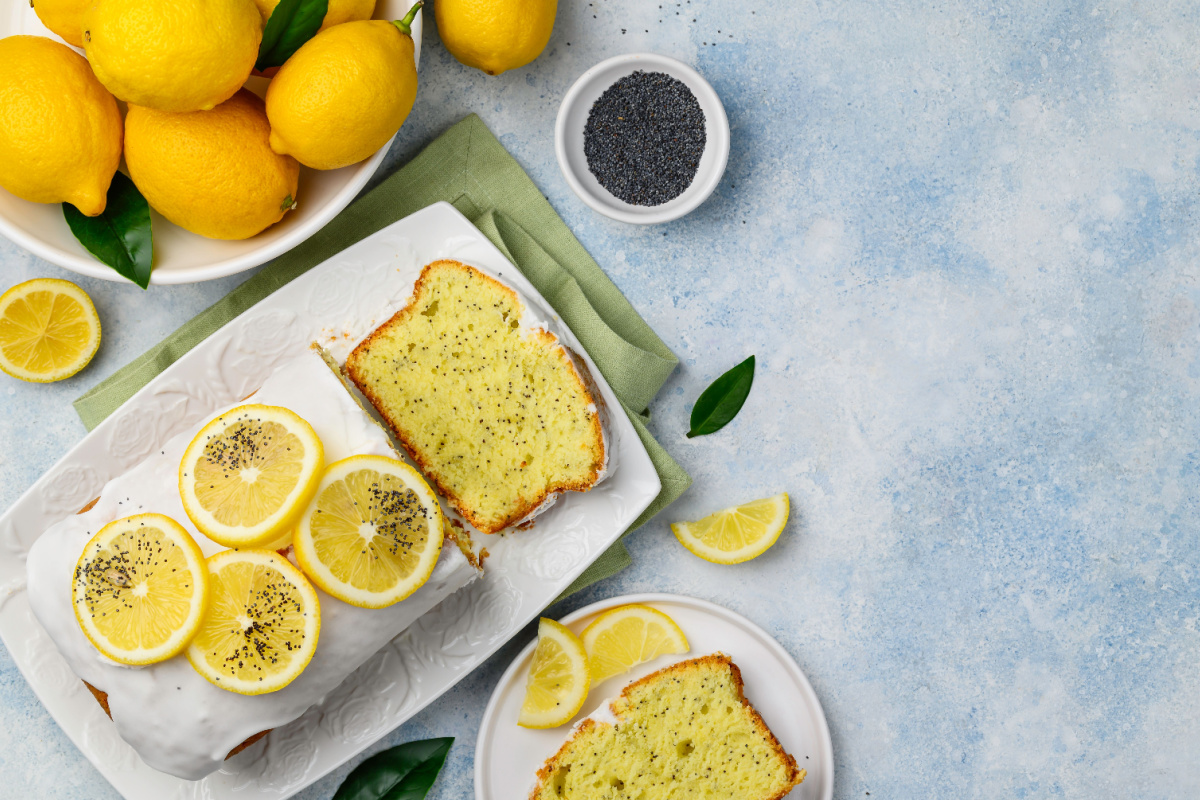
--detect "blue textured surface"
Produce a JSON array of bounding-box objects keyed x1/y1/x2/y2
[{"x1": 2, "y1": 1, "x2": 1199, "y2": 797}]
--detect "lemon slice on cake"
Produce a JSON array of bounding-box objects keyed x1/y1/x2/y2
[
  {"x1": 72, "y1": 514, "x2": 208, "y2": 666},
  {"x1": 293, "y1": 455, "x2": 444, "y2": 609},
  {"x1": 179, "y1": 404, "x2": 324, "y2": 548},
  {"x1": 186, "y1": 549, "x2": 320, "y2": 695},
  {"x1": 0, "y1": 278, "x2": 100, "y2": 383},
  {"x1": 518, "y1": 618, "x2": 591, "y2": 729},
  {"x1": 671, "y1": 493, "x2": 790, "y2": 564},
  {"x1": 580, "y1": 604, "x2": 689, "y2": 684}
]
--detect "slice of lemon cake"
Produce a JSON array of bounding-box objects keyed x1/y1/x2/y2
[
  {"x1": 531, "y1": 654, "x2": 805, "y2": 800},
  {"x1": 345, "y1": 259, "x2": 608, "y2": 534}
]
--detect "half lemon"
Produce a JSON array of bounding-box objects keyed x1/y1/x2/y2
[
  {"x1": 72, "y1": 513, "x2": 208, "y2": 665},
  {"x1": 293, "y1": 455, "x2": 444, "y2": 608},
  {"x1": 580, "y1": 604, "x2": 689, "y2": 684},
  {"x1": 186, "y1": 549, "x2": 320, "y2": 695},
  {"x1": 671, "y1": 493, "x2": 790, "y2": 564},
  {"x1": 0, "y1": 278, "x2": 100, "y2": 383},
  {"x1": 518, "y1": 618, "x2": 591, "y2": 729},
  {"x1": 178, "y1": 404, "x2": 324, "y2": 548}
]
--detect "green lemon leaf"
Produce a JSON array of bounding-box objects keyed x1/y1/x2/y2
[
  {"x1": 687, "y1": 355, "x2": 755, "y2": 438},
  {"x1": 332, "y1": 737, "x2": 453, "y2": 800},
  {"x1": 256, "y1": 0, "x2": 329, "y2": 71},
  {"x1": 62, "y1": 171, "x2": 153, "y2": 290}
]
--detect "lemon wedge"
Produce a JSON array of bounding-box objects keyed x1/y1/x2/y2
[
  {"x1": 178, "y1": 404, "x2": 324, "y2": 548},
  {"x1": 293, "y1": 455, "x2": 444, "y2": 609},
  {"x1": 580, "y1": 604, "x2": 689, "y2": 685},
  {"x1": 0, "y1": 278, "x2": 100, "y2": 383},
  {"x1": 671, "y1": 493, "x2": 790, "y2": 564},
  {"x1": 518, "y1": 618, "x2": 590, "y2": 729},
  {"x1": 186, "y1": 549, "x2": 320, "y2": 695},
  {"x1": 72, "y1": 514, "x2": 208, "y2": 666}
]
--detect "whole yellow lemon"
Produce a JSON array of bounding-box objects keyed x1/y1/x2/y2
[
  {"x1": 32, "y1": 0, "x2": 89, "y2": 47},
  {"x1": 84, "y1": 0, "x2": 262, "y2": 112},
  {"x1": 266, "y1": 11, "x2": 419, "y2": 170},
  {"x1": 251, "y1": 0, "x2": 376, "y2": 31},
  {"x1": 0, "y1": 36, "x2": 122, "y2": 217},
  {"x1": 124, "y1": 90, "x2": 300, "y2": 240},
  {"x1": 435, "y1": 0, "x2": 556, "y2": 76}
]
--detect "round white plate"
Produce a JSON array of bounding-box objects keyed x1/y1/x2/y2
[
  {"x1": 0, "y1": 0, "x2": 421, "y2": 284},
  {"x1": 475, "y1": 593, "x2": 834, "y2": 800},
  {"x1": 555, "y1": 53, "x2": 730, "y2": 225}
]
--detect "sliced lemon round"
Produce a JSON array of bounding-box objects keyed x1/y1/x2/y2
[
  {"x1": 186, "y1": 549, "x2": 320, "y2": 695},
  {"x1": 671, "y1": 493, "x2": 790, "y2": 564},
  {"x1": 178, "y1": 404, "x2": 324, "y2": 548},
  {"x1": 518, "y1": 618, "x2": 591, "y2": 729},
  {"x1": 293, "y1": 455, "x2": 444, "y2": 609},
  {"x1": 0, "y1": 278, "x2": 100, "y2": 383},
  {"x1": 580, "y1": 604, "x2": 689, "y2": 685},
  {"x1": 71, "y1": 513, "x2": 208, "y2": 666}
]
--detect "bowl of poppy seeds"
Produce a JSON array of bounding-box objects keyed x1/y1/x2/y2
[{"x1": 556, "y1": 53, "x2": 730, "y2": 224}]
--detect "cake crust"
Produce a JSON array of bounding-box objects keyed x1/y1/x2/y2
[
  {"x1": 530, "y1": 653, "x2": 805, "y2": 800},
  {"x1": 346, "y1": 260, "x2": 608, "y2": 534}
]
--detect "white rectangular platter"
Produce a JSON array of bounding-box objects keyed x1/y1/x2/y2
[{"x1": 0, "y1": 201, "x2": 662, "y2": 799}]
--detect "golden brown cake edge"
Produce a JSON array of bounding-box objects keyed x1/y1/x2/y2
[
  {"x1": 529, "y1": 653, "x2": 806, "y2": 800},
  {"x1": 344, "y1": 259, "x2": 607, "y2": 534}
]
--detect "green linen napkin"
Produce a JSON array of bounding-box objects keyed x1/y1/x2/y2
[{"x1": 74, "y1": 113, "x2": 691, "y2": 599}]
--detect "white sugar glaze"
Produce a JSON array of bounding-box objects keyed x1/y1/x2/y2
[
  {"x1": 26, "y1": 349, "x2": 479, "y2": 780},
  {"x1": 582, "y1": 695, "x2": 620, "y2": 727}
]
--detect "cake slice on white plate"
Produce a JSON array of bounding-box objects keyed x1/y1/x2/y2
[{"x1": 531, "y1": 654, "x2": 805, "y2": 800}]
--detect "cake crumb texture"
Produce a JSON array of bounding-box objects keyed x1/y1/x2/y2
[
  {"x1": 345, "y1": 260, "x2": 606, "y2": 534},
  {"x1": 531, "y1": 653, "x2": 805, "y2": 800}
]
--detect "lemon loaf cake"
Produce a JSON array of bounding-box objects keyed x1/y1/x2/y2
[
  {"x1": 531, "y1": 654, "x2": 805, "y2": 800},
  {"x1": 26, "y1": 347, "x2": 481, "y2": 780},
  {"x1": 345, "y1": 259, "x2": 609, "y2": 534}
]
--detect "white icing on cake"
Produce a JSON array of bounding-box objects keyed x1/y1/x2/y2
[
  {"x1": 25, "y1": 349, "x2": 479, "y2": 780},
  {"x1": 582, "y1": 696, "x2": 620, "y2": 727}
]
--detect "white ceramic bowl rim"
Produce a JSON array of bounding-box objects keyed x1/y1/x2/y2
[
  {"x1": 554, "y1": 52, "x2": 731, "y2": 225},
  {"x1": 0, "y1": 3, "x2": 421, "y2": 285}
]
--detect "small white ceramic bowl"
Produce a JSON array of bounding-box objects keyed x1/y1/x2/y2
[
  {"x1": 0, "y1": 0, "x2": 420, "y2": 285},
  {"x1": 555, "y1": 53, "x2": 729, "y2": 225}
]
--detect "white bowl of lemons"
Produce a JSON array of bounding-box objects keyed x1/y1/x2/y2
[{"x1": 0, "y1": 0, "x2": 421, "y2": 285}]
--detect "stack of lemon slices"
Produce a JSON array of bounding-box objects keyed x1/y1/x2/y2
[
  {"x1": 71, "y1": 402, "x2": 446, "y2": 695},
  {"x1": 518, "y1": 605, "x2": 691, "y2": 728}
]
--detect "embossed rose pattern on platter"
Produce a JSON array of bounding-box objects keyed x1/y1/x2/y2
[
  {"x1": 83, "y1": 714, "x2": 140, "y2": 773},
  {"x1": 25, "y1": 619, "x2": 83, "y2": 700},
  {"x1": 251, "y1": 715, "x2": 320, "y2": 794},
  {"x1": 497, "y1": 504, "x2": 592, "y2": 582},
  {"x1": 40, "y1": 464, "x2": 102, "y2": 519},
  {"x1": 406, "y1": 576, "x2": 523, "y2": 666}
]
